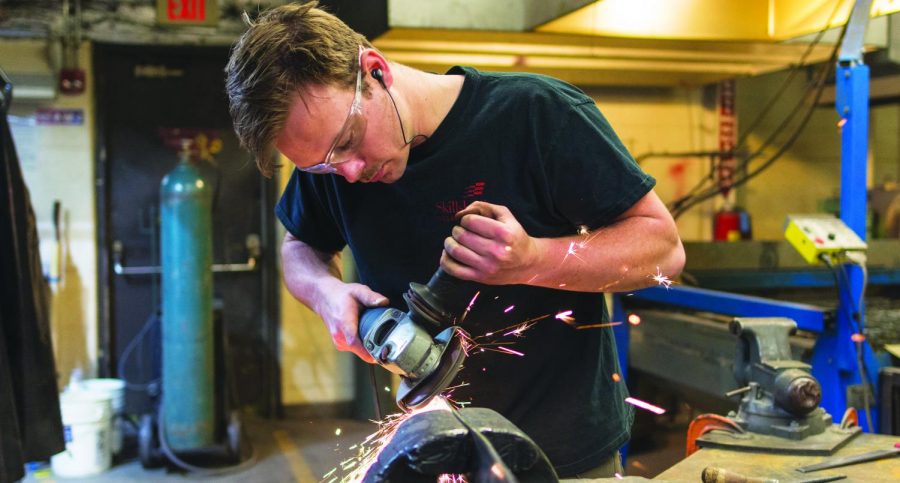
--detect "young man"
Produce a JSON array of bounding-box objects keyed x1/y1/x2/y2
[{"x1": 225, "y1": 1, "x2": 684, "y2": 477}]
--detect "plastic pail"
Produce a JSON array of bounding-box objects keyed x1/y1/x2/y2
[
  {"x1": 51, "y1": 391, "x2": 113, "y2": 478},
  {"x1": 79, "y1": 378, "x2": 125, "y2": 454}
]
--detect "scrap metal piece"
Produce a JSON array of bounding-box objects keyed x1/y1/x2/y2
[{"x1": 795, "y1": 444, "x2": 900, "y2": 473}]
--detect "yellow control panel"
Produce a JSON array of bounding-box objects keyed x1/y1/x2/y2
[{"x1": 784, "y1": 214, "x2": 867, "y2": 265}]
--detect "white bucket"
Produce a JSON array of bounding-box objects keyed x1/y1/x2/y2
[
  {"x1": 79, "y1": 378, "x2": 126, "y2": 454},
  {"x1": 51, "y1": 391, "x2": 113, "y2": 478}
]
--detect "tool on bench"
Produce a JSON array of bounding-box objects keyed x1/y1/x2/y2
[
  {"x1": 359, "y1": 268, "x2": 477, "y2": 410},
  {"x1": 702, "y1": 466, "x2": 846, "y2": 483},
  {"x1": 795, "y1": 442, "x2": 900, "y2": 473}
]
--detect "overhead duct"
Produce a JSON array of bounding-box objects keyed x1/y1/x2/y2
[{"x1": 388, "y1": 0, "x2": 596, "y2": 31}]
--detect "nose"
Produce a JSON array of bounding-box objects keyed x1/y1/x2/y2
[{"x1": 334, "y1": 158, "x2": 367, "y2": 183}]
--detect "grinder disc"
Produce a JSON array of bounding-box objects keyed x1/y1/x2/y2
[{"x1": 397, "y1": 326, "x2": 467, "y2": 411}]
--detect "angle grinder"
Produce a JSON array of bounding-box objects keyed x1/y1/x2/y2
[{"x1": 359, "y1": 268, "x2": 478, "y2": 411}]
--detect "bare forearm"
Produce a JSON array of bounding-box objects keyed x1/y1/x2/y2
[
  {"x1": 442, "y1": 192, "x2": 685, "y2": 292},
  {"x1": 526, "y1": 216, "x2": 684, "y2": 292},
  {"x1": 280, "y1": 233, "x2": 386, "y2": 363},
  {"x1": 281, "y1": 233, "x2": 343, "y2": 311}
]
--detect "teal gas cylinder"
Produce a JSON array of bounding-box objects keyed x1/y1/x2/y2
[{"x1": 160, "y1": 152, "x2": 215, "y2": 450}]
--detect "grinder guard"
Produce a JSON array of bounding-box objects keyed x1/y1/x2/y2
[{"x1": 359, "y1": 268, "x2": 477, "y2": 410}]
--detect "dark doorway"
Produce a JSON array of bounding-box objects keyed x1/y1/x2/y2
[{"x1": 93, "y1": 43, "x2": 280, "y2": 418}]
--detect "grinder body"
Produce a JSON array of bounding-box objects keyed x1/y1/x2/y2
[{"x1": 358, "y1": 269, "x2": 476, "y2": 410}]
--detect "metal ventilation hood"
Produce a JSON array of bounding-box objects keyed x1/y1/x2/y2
[{"x1": 377, "y1": 0, "x2": 900, "y2": 87}]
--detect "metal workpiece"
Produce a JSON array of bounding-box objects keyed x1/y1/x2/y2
[
  {"x1": 795, "y1": 444, "x2": 900, "y2": 473},
  {"x1": 773, "y1": 370, "x2": 821, "y2": 416},
  {"x1": 362, "y1": 407, "x2": 558, "y2": 483}
]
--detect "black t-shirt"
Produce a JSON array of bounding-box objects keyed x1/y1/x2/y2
[{"x1": 276, "y1": 66, "x2": 654, "y2": 476}]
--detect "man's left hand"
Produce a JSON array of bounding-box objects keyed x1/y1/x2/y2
[{"x1": 441, "y1": 201, "x2": 542, "y2": 285}]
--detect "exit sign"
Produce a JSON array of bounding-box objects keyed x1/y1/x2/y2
[{"x1": 157, "y1": 0, "x2": 218, "y2": 26}]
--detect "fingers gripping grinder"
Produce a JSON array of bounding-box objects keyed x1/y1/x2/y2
[{"x1": 359, "y1": 268, "x2": 475, "y2": 410}]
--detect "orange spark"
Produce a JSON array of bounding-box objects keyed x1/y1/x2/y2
[
  {"x1": 851, "y1": 333, "x2": 865, "y2": 343},
  {"x1": 439, "y1": 475, "x2": 468, "y2": 483},
  {"x1": 625, "y1": 397, "x2": 666, "y2": 415},
  {"x1": 612, "y1": 373, "x2": 621, "y2": 382},
  {"x1": 574, "y1": 322, "x2": 622, "y2": 330},
  {"x1": 471, "y1": 315, "x2": 549, "y2": 343},
  {"x1": 555, "y1": 310, "x2": 575, "y2": 324},
  {"x1": 495, "y1": 346, "x2": 525, "y2": 357},
  {"x1": 562, "y1": 241, "x2": 586, "y2": 264},
  {"x1": 460, "y1": 290, "x2": 481, "y2": 324},
  {"x1": 502, "y1": 319, "x2": 540, "y2": 337},
  {"x1": 627, "y1": 314, "x2": 641, "y2": 326}
]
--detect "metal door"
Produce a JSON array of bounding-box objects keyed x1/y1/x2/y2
[{"x1": 93, "y1": 43, "x2": 279, "y2": 418}]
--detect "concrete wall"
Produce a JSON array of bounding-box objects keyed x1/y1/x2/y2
[
  {"x1": 7, "y1": 39, "x2": 96, "y2": 388},
  {"x1": 277, "y1": 161, "x2": 356, "y2": 405},
  {"x1": 733, "y1": 69, "x2": 900, "y2": 240},
  {"x1": 589, "y1": 85, "x2": 719, "y2": 241}
]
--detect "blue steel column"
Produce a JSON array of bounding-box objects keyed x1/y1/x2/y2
[{"x1": 811, "y1": 61, "x2": 880, "y2": 432}]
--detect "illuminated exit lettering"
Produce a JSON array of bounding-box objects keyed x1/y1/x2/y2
[{"x1": 168, "y1": 0, "x2": 206, "y2": 21}]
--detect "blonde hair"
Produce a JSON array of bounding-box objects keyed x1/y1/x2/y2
[{"x1": 225, "y1": 1, "x2": 371, "y2": 177}]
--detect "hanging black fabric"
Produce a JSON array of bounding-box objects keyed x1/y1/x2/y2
[{"x1": 0, "y1": 70, "x2": 65, "y2": 483}]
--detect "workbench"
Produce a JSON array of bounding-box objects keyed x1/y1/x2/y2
[{"x1": 655, "y1": 432, "x2": 899, "y2": 482}]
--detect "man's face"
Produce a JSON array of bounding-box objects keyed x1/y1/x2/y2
[{"x1": 275, "y1": 76, "x2": 409, "y2": 184}]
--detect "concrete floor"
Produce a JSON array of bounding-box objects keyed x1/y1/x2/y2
[{"x1": 24, "y1": 413, "x2": 688, "y2": 482}]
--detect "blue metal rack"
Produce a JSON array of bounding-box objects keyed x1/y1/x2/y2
[{"x1": 620, "y1": 0, "x2": 884, "y2": 433}]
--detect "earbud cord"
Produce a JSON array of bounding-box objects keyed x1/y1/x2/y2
[{"x1": 373, "y1": 70, "x2": 427, "y2": 147}]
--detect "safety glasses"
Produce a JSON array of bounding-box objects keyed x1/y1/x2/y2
[{"x1": 299, "y1": 63, "x2": 367, "y2": 174}]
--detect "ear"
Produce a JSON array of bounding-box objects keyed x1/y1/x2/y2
[{"x1": 360, "y1": 48, "x2": 392, "y2": 88}]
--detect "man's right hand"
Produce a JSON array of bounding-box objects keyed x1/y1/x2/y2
[{"x1": 313, "y1": 279, "x2": 388, "y2": 364}]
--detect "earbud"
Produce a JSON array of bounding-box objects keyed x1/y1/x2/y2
[{"x1": 371, "y1": 68, "x2": 386, "y2": 88}]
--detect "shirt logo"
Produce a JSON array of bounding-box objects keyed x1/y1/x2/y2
[
  {"x1": 435, "y1": 181, "x2": 486, "y2": 222},
  {"x1": 463, "y1": 181, "x2": 485, "y2": 198}
]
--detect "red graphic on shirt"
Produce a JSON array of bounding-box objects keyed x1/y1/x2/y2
[
  {"x1": 464, "y1": 182, "x2": 485, "y2": 198},
  {"x1": 435, "y1": 181, "x2": 487, "y2": 222}
]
